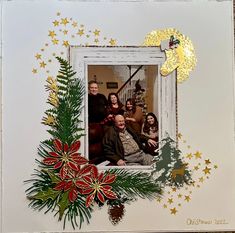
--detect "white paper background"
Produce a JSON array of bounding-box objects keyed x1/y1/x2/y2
[{"x1": 1, "y1": 0, "x2": 235, "y2": 232}]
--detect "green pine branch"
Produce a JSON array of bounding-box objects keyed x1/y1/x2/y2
[{"x1": 108, "y1": 169, "x2": 161, "y2": 200}]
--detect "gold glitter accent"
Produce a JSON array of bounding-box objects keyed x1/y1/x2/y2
[{"x1": 143, "y1": 28, "x2": 196, "y2": 82}]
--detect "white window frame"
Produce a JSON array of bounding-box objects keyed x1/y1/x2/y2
[{"x1": 69, "y1": 46, "x2": 177, "y2": 170}]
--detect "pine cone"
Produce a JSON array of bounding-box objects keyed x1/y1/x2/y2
[{"x1": 108, "y1": 204, "x2": 125, "y2": 225}]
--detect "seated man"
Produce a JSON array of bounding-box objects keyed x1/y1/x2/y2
[{"x1": 102, "y1": 114, "x2": 156, "y2": 166}]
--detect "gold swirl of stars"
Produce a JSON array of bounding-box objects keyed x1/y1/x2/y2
[
  {"x1": 157, "y1": 133, "x2": 218, "y2": 216},
  {"x1": 143, "y1": 28, "x2": 197, "y2": 83},
  {"x1": 32, "y1": 12, "x2": 117, "y2": 78}
]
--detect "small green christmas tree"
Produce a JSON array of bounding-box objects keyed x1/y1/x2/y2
[{"x1": 152, "y1": 135, "x2": 192, "y2": 187}]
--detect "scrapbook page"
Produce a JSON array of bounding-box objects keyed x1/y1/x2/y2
[{"x1": 1, "y1": 0, "x2": 235, "y2": 232}]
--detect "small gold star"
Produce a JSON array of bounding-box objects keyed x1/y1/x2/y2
[
  {"x1": 52, "y1": 53, "x2": 56, "y2": 56},
  {"x1": 46, "y1": 70, "x2": 50, "y2": 73},
  {"x1": 177, "y1": 194, "x2": 182, "y2": 198},
  {"x1": 53, "y1": 20, "x2": 59, "y2": 26},
  {"x1": 93, "y1": 29, "x2": 100, "y2": 36},
  {"x1": 77, "y1": 29, "x2": 84, "y2": 36},
  {"x1": 184, "y1": 195, "x2": 191, "y2": 202},
  {"x1": 190, "y1": 181, "x2": 195, "y2": 186},
  {"x1": 63, "y1": 30, "x2": 68, "y2": 35},
  {"x1": 178, "y1": 203, "x2": 181, "y2": 207},
  {"x1": 80, "y1": 24, "x2": 84, "y2": 27},
  {"x1": 167, "y1": 191, "x2": 171, "y2": 194},
  {"x1": 172, "y1": 187, "x2": 177, "y2": 192},
  {"x1": 62, "y1": 41, "x2": 69, "y2": 47},
  {"x1": 194, "y1": 151, "x2": 202, "y2": 159},
  {"x1": 205, "y1": 159, "x2": 211, "y2": 165},
  {"x1": 52, "y1": 38, "x2": 59, "y2": 45},
  {"x1": 40, "y1": 61, "x2": 46, "y2": 68},
  {"x1": 45, "y1": 43, "x2": 48, "y2": 47},
  {"x1": 41, "y1": 48, "x2": 44, "y2": 52},
  {"x1": 86, "y1": 34, "x2": 90, "y2": 38},
  {"x1": 197, "y1": 184, "x2": 200, "y2": 188},
  {"x1": 183, "y1": 140, "x2": 186, "y2": 143},
  {"x1": 109, "y1": 38, "x2": 116, "y2": 46},
  {"x1": 32, "y1": 68, "x2": 37, "y2": 74},
  {"x1": 35, "y1": 53, "x2": 41, "y2": 60},
  {"x1": 163, "y1": 204, "x2": 167, "y2": 208},
  {"x1": 168, "y1": 198, "x2": 173, "y2": 204},
  {"x1": 104, "y1": 37, "x2": 107, "y2": 40},
  {"x1": 56, "y1": 12, "x2": 61, "y2": 16},
  {"x1": 214, "y1": 165, "x2": 218, "y2": 169},
  {"x1": 94, "y1": 38, "x2": 99, "y2": 44},
  {"x1": 189, "y1": 191, "x2": 192, "y2": 194},
  {"x1": 177, "y1": 133, "x2": 182, "y2": 139},
  {"x1": 48, "y1": 30, "x2": 56, "y2": 38},
  {"x1": 60, "y1": 52, "x2": 64, "y2": 55},
  {"x1": 186, "y1": 153, "x2": 193, "y2": 159},
  {"x1": 187, "y1": 145, "x2": 191, "y2": 149},
  {"x1": 199, "y1": 177, "x2": 204, "y2": 183},
  {"x1": 72, "y1": 21, "x2": 78, "y2": 27},
  {"x1": 156, "y1": 197, "x2": 161, "y2": 203},
  {"x1": 61, "y1": 18, "x2": 69, "y2": 26},
  {"x1": 203, "y1": 166, "x2": 211, "y2": 175},
  {"x1": 194, "y1": 165, "x2": 199, "y2": 171},
  {"x1": 170, "y1": 207, "x2": 177, "y2": 215},
  {"x1": 71, "y1": 35, "x2": 75, "y2": 38},
  {"x1": 48, "y1": 59, "x2": 52, "y2": 63}
]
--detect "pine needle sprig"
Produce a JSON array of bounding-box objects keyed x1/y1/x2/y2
[{"x1": 108, "y1": 169, "x2": 161, "y2": 200}]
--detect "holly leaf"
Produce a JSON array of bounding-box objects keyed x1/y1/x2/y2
[
  {"x1": 44, "y1": 170, "x2": 61, "y2": 183},
  {"x1": 29, "y1": 188, "x2": 59, "y2": 201},
  {"x1": 57, "y1": 191, "x2": 70, "y2": 220}
]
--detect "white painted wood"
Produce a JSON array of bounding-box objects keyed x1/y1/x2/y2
[{"x1": 69, "y1": 46, "x2": 177, "y2": 168}]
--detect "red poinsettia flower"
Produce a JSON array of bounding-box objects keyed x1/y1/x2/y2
[
  {"x1": 54, "y1": 164, "x2": 94, "y2": 202},
  {"x1": 42, "y1": 139, "x2": 88, "y2": 179},
  {"x1": 76, "y1": 166, "x2": 117, "y2": 207}
]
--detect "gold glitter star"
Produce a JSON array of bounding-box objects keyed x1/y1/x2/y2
[
  {"x1": 205, "y1": 159, "x2": 211, "y2": 165},
  {"x1": 56, "y1": 12, "x2": 61, "y2": 16},
  {"x1": 177, "y1": 133, "x2": 182, "y2": 139},
  {"x1": 48, "y1": 30, "x2": 56, "y2": 38},
  {"x1": 156, "y1": 197, "x2": 161, "y2": 203},
  {"x1": 194, "y1": 165, "x2": 199, "y2": 171},
  {"x1": 172, "y1": 187, "x2": 177, "y2": 192},
  {"x1": 35, "y1": 53, "x2": 41, "y2": 60},
  {"x1": 194, "y1": 151, "x2": 202, "y2": 159},
  {"x1": 168, "y1": 198, "x2": 173, "y2": 204},
  {"x1": 109, "y1": 38, "x2": 116, "y2": 46},
  {"x1": 32, "y1": 68, "x2": 37, "y2": 74},
  {"x1": 184, "y1": 195, "x2": 191, "y2": 202},
  {"x1": 62, "y1": 41, "x2": 69, "y2": 47},
  {"x1": 40, "y1": 61, "x2": 46, "y2": 68},
  {"x1": 48, "y1": 59, "x2": 52, "y2": 63},
  {"x1": 86, "y1": 34, "x2": 90, "y2": 38},
  {"x1": 187, "y1": 145, "x2": 191, "y2": 149},
  {"x1": 52, "y1": 38, "x2": 59, "y2": 45},
  {"x1": 190, "y1": 181, "x2": 195, "y2": 186},
  {"x1": 203, "y1": 166, "x2": 211, "y2": 175},
  {"x1": 93, "y1": 29, "x2": 100, "y2": 36},
  {"x1": 63, "y1": 30, "x2": 68, "y2": 35},
  {"x1": 178, "y1": 203, "x2": 181, "y2": 207},
  {"x1": 104, "y1": 37, "x2": 107, "y2": 40},
  {"x1": 94, "y1": 38, "x2": 99, "y2": 44},
  {"x1": 41, "y1": 48, "x2": 44, "y2": 52},
  {"x1": 72, "y1": 21, "x2": 78, "y2": 27},
  {"x1": 170, "y1": 207, "x2": 177, "y2": 215},
  {"x1": 163, "y1": 204, "x2": 167, "y2": 208},
  {"x1": 61, "y1": 18, "x2": 69, "y2": 26},
  {"x1": 53, "y1": 20, "x2": 59, "y2": 27},
  {"x1": 52, "y1": 53, "x2": 56, "y2": 56},
  {"x1": 77, "y1": 29, "x2": 84, "y2": 36},
  {"x1": 177, "y1": 194, "x2": 182, "y2": 198},
  {"x1": 186, "y1": 153, "x2": 193, "y2": 159},
  {"x1": 199, "y1": 177, "x2": 204, "y2": 183},
  {"x1": 80, "y1": 24, "x2": 84, "y2": 27},
  {"x1": 214, "y1": 165, "x2": 218, "y2": 169}
]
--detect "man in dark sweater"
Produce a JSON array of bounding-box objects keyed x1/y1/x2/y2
[
  {"x1": 103, "y1": 115, "x2": 155, "y2": 166},
  {"x1": 88, "y1": 80, "x2": 108, "y2": 123}
]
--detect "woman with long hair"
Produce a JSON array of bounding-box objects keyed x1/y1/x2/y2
[
  {"x1": 142, "y1": 112, "x2": 159, "y2": 155},
  {"x1": 104, "y1": 93, "x2": 125, "y2": 125},
  {"x1": 124, "y1": 98, "x2": 143, "y2": 133}
]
